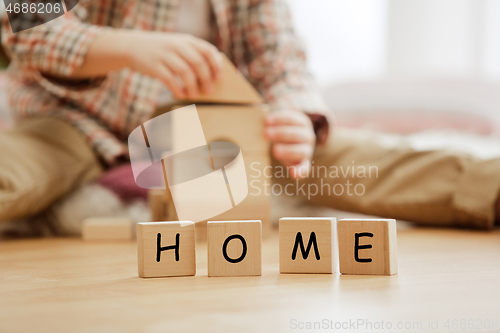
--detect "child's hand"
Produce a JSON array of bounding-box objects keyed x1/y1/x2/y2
[
  {"x1": 126, "y1": 31, "x2": 222, "y2": 99},
  {"x1": 264, "y1": 111, "x2": 316, "y2": 179}
]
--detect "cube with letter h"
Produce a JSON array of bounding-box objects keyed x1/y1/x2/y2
[
  {"x1": 137, "y1": 221, "x2": 196, "y2": 278},
  {"x1": 337, "y1": 219, "x2": 398, "y2": 275},
  {"x1": 279, "y1": 217, "x2": 338, "y2": 274},
  {"x1": 207, "y1": 220, "x2": 262, "y2": 277}
]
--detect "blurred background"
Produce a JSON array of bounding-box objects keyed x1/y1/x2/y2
[
  {"x1": 2, "y1": 0, "x2": 500, "y2": 139},
  {"x1": 2, "y1": 0, "x2": 500, "y2": 235},
  {"x1": 286, "y1": 0, "x2": 500, "y2": 139},
  {"x1": 290, "y1": 0, "x2": 500, "y2": 85}
]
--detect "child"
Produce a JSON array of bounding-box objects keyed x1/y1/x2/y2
[{"x1": 1, "y1": 0, "x2": 499, "y2": 229}]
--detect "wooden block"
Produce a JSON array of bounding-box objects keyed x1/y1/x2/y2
[
  {"x1": 196, "y1": 105, "x2": 270, "y2": 153},
  {"x1": 160, "y1": 152, "x2": 180, "y2": 222},
  {"x1": 137, "y1": 221, "x2": 196, "y2": 278},
  {"x1": 338, "y1": 219, "x2": 398, "y2": 275},
  {"x1": 279, "y1": 217, "x2": 337, "y2": 274},
  {"x1": 148, "y1": 188, "x2": 168, "y2": 222},
  {"x1": 205, "y1": 153, "x2": 272, "y2": 239},
  {"x1": 207, "y1": 196, "x2": 271, "y2": 237},
  {"x1": 179, "y1": 53, "x2": 264, "y2": 105},
  {"x1": 82, "y1": 218, "x2": 134, "y2": 241},
  {"x1": 207, "y1": 220, "x2": 261, "y2": 277}
]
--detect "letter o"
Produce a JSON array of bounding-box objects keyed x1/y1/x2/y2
[{"x1": 222, "y1": 234, "x2": 247, "y2": 263}]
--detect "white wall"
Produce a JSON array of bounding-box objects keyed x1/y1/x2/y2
[
  {"x1": 288, "y1": 0, "x2": 500, "y2": 85},
  {"x1": 387, "y1": 0, "x2": 481, "y2": 78},
  {"x1": 288, "y1": 0, "x2": 388, "y2": 86},
  {"x1": 482, "y1": 0, "x2": 500, "y2": 79}
]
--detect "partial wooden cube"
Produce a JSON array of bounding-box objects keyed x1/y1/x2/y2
[
  {"x1": 206, "y1": 153, "x2": 272, "y2": 238},
  {"x1": 178, "y1": 53, "x2": 264, "y2": 105},
  {"x1": 196, "y1": 105, "x2": 269, "y2": 154},
  {"x1": 338, "y1": 219, "x2": 398, "y2": 275},
  {"x1": 148, "y1": 188, "x2": 168, "y2": 222},
  {"x1": 207, "y1": 220, "x2": 262, "y2": 277},
  {"x1": 279, "y1": 217, "x2": 337, "y2": 274},
  {"x1": 137, "y1": 221, "x2": 196, "y2": 278},
  {"x1": 82, "y1": 218, "x2": 134, "y2": 241}
]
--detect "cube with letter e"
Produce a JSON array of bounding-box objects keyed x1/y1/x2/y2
[
  {"x1": 279, "y1": 217, "x2": 338, "y2": 274},
  {"x1": 137, "y1": 221, "x2": 196, "y2": 278},
  {"x1": 338, "y1": 219, "x2": 398, "y2": 275}
]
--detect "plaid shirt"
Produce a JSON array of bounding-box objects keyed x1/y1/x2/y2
[{"x1": 1, "y1": 0, "x2": 328, "y2": 165}]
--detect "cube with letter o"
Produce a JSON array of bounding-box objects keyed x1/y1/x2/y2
[{"x1": 207, "y1": 220, "x2": 262, "y2": 277}]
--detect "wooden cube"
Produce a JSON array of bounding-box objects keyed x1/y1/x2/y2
[
  {"x1": 207, "y1": 220, "x2": 262, "y2": 277},
  {"x1": 82, "y1": 217, "x2": 134, "y2": 241},
  {"x1": 178, "y1": 53, "x2": 264, "y2": 105},
  {"x1": 279, "y1": 217, "x2": 337, "y2": 274},
  {"x1": 148, "y1": 188, "x2": 168, "y2": 222},
  {"x1": 137, "y1": 221, "x2": 196, "y2": 278},
  {"x1": 338, "y1": 219, "x2": 398, "y2": 275},
  {"x1": 196, "y1": 105, "x2": 269, "y2": 154}
]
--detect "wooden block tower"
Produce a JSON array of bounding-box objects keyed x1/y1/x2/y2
[{"x1": 159, "y1": 54, "x2": 271, "y2": 239}]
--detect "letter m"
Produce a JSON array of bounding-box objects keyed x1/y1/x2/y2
[{"x1": 291, "y1": 232, "x2": 320, "y2": 260}]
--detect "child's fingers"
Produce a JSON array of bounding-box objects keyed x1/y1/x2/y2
[
  {"x1": 163, "y1": 53, "x2": 199, "y2": 98},
  {"x1": 175, "y1": 43, "x2": 214, "y2": 94},
  {"x1": 157, "y1": 66, "x2": 185, "y2": 99},
  {"x1": 272, "y1": 143, "x2": 314, "y2": 166},
  {"x1": 191, "y1": 39, "x2": 223, "y2": 80},
  {"x1": 265, "y1": 126, "x2": 315, "y2": 144},
  {"x1": 265, "y1": 111, "x2": 312, "y2": 127}
]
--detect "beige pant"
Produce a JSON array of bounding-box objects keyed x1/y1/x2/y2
[
  {"x1": 275, "y1": 129, "x2": 500, "y2": 229},
  {"x1": 0, "y1": 118, "x2": 103, "y2": 222},
  {"x1": 1, "y1": 118, "x2": 499, "y2": 229}
]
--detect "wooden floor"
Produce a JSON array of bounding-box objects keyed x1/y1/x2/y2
[{"x1": 1, "y1": 227, "x2": 500, "y2": 333}]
